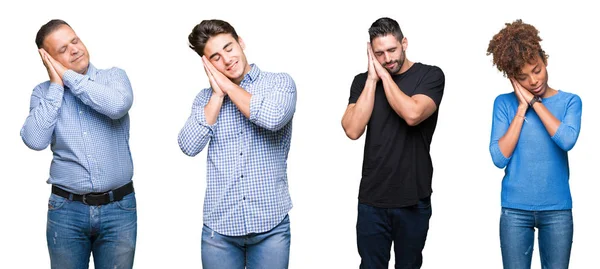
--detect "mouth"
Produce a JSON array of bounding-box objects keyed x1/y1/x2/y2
[
  {"x1": 385, "y1": 62, "x2": 396, "y2": 69},
  {"x1": 531, "y1": 84, "x2": 544, "y2": 94},
  {"x1": 226, "y1": 61, "x2": 238, "y2": 71},
  {"x1": 71, "y1": 54, "x2": 84, "y2": 63}
]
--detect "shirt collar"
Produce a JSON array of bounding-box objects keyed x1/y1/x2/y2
[
  {"x1": 85, "y1": 63, "x2": 98, "y2": 81},
  {"x1": 242, "y1": 63, "x2": 260, "y2": 83}
]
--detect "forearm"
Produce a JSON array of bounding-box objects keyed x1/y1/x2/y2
[
  {"x1": 497, "y1": 106, "x2": 528, "y2": 158},
  {"x1": 531, "y1": 102, "x2": 560, "y2": 136},
  {"x1": 64, "y1": 70, "x2": 133, "y2": 119},
  {"x1": 225, "y1": 85, "x2": 251, "y2": 118},
  {"x1": 342, "y1": 79, "x2": 376, "y2": 140},
  {"x1": 380, "y1": 76, "x2": 422, "y2": 125},
  {"x1": 205, "y1": 95, "x2": 225, "y2": 125}
]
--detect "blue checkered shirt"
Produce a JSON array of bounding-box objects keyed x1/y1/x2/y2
[
  {"x1": 178, "y1": 64, "x2": 296, "y2": 236},
  {"x1": 21, "y1": 64, "x2": 134, "y2": 194}
]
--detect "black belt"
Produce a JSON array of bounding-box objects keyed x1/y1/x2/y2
[{"x1": 51, "y1": 181, "x2": 134, "y2": 206}]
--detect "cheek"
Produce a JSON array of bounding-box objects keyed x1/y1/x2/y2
[
  {"x1": 212, "y1": 62, "x2": 228, "y2": 73},
  {"x1": 57, "y1": 56, "x2": 72, "y2": 67},
  {"x1": 542, "y1": 71, "x2": 548, "y2": 82},
  {"x1": 517, "y1": 81, "x2": 528, "y2": 89}
]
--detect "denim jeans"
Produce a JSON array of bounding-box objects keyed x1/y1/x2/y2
[
  {"x1": 357, "y1": 197, "x2": 432, "y2": 269},
  {"x1": 201, "y1": 214, "x2": 291, "y2": 269},
  {"x1": 500, "y1": 207, "x2": 573, "y2": 269},
  {"x1": 46, "y1": 192, "x2": 137, "y2": 269}
]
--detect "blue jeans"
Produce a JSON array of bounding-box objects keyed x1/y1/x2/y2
[
  {"x1": 201, "y1": 214, "x2": 291, "y2": 269},
  {"x1": 46, "y1": 192, "x2": 137, "y2": 269},
  {"x1": 500, "y1": 207, "x2": 573, "y2": 269},
  {"x1": 357, "y1": 197, "x2": 432, "y2": 269}
]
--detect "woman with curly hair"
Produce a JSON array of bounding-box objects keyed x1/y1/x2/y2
[{"x1": 487, "y1": 19, "x2": 582, "y2": 268}]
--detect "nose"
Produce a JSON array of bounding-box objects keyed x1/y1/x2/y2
[
  {"x1": 384, "y1": 52, "x2": 391, "y2": 63},
  {"x1": 222, "y1": 53, "x2": 233, "y2": 65},
  {"x1": 70, "y1": 44, "x2": 79, "y2": 55},
  {"x1": 529, "y1": 75, "x2": 538, "y2": 86}
]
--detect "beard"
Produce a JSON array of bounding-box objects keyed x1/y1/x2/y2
[{"x1": 383, "y1": 50, "x2": 406, "y2": 75}]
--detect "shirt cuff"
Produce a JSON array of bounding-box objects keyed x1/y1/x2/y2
[
  {"x1": 62, "y1": 70, "x2": 87, "y2": 93},
  {"x1": 249, "y1": 93, "x2": 264, "y2": 122},
  {"x1": 491, "y1": 142, "x2": 510, "y2": 168},
  {"x1": 194, "y1": 107, "x2": 215, "y2": 132},
  {"x1": 45, "y1": 83, "x2": 64, "y2": 102}
]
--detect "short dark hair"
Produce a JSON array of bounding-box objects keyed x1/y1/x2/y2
[
  {"x1": 188, "y1": 19, "x2": 239, "y2": 56},
  {"x1": 369, "y1": 17, "x2": 404, "y2": 43},
  {"x1": 35, "y1": 19, "x2": 70, "y2": 49}
]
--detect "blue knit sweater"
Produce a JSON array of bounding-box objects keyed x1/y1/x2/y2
[{"x1": 490, "y1": 90, "x2": 582, "y2": 210}]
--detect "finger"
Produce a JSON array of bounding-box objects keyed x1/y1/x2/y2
[
  {"x1": 202, "y1": 56, "x2": 217, "y2": 75},
  {"x1": 44, "y1": 53, "x2": 52, "y2": 66},
  {"x1": 202, "y1": 58, "x2": 211, "y2": 75},
  {"x1": 201, "y1": 59, "x2": 217, "y2": 85},
  {"x1": 45, "y1": 53, "x2": 56, "y2": 68},
  {"x1": 203, "y1": 64, "x2": 215, "y2": 83},
  {"x1": 204, "y1": 57, "x2": 219, "y2": 75}
]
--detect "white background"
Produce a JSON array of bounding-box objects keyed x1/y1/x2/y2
[{"x1": 1, "y1": 0, "x2": 598, "y2": 268}]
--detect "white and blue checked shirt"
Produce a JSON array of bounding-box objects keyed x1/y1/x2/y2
[
  {"x1": 178, "y1": 64, "x2": 296, "y2": 236},
  {"x1": 21, "y1": 64, "x2": 134, "y2": 194}
]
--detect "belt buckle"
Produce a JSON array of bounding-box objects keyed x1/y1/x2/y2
[{"x1": 82, "y1": 193, "x2": 105, "y2": 205}]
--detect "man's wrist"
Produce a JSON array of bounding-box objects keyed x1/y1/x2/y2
[{"x1": 366, "y1": 76, "x2": 379, "y2": 84}]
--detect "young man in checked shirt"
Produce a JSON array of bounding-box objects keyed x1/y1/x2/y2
[
  {"x1": 21, "y1": 20, "x2": 137, "y2": 268},
  {"x1": 178, "y1": 19, "x2": 297, "y2": 269}
]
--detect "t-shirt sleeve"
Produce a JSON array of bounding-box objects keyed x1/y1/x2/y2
[
  {"x1": 413, "y1": 66, "x2": 445, "y2": 107},
  {"x1": 348, "y1": 74, "x2": 366, "y2": 104}
]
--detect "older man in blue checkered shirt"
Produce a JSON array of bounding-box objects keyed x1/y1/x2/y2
[
  {"x1": 179, "y1": 19, "x2": 297, "y2": 269},
  {"x1": 21, "y1": 20, "x2": 136, "y2": 269}
]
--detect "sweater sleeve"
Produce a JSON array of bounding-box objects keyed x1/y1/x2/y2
[
  {"x1": 550, "y1": 94, "x2": 582, "y2": 151},
  {"x1": 489, "y1": 95, "x2": 511, "y2": 168}
]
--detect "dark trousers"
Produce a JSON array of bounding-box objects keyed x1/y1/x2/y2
[{"x1": 357, "y1": 197, "x2": 432, "y2": 269}]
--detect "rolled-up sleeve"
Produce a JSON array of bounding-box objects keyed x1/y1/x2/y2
[
  {"x1": 178, "y1": 89, "x2": 215, "y2": 156},
  {"x1": 249, "y1": 73, "x2": 296, "y2": 132}
]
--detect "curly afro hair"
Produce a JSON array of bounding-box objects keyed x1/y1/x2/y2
[{"x1": 486, "y1": 19, "x2": 548, "y2": 78}]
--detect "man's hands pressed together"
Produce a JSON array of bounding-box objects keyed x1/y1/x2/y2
[{"x1": 39, "y1": 48, "x2": 67, "y2": 86}]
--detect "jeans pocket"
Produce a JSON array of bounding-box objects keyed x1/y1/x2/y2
[
  {"x1": 116, "y1": 193, "x2": 137, "y2": 211},
  {"x1": 48, "y1": 194, "x2": 66, "y2": 211}
]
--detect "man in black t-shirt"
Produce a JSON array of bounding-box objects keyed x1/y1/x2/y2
[{"x1": 341, "y1": 17, "x2": 445, "y2": 268}]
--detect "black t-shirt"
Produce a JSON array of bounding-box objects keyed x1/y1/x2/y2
[{"x1": 348, "y1": 62, "x2": 445, "y2": 208}]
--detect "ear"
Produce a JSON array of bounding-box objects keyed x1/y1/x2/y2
[
  {"x1": 401, "y1": 37, "x2": 408, "y2": 51},
  {"x1": 238, "y1": 36, "x2": 246, "y2": 50}
]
